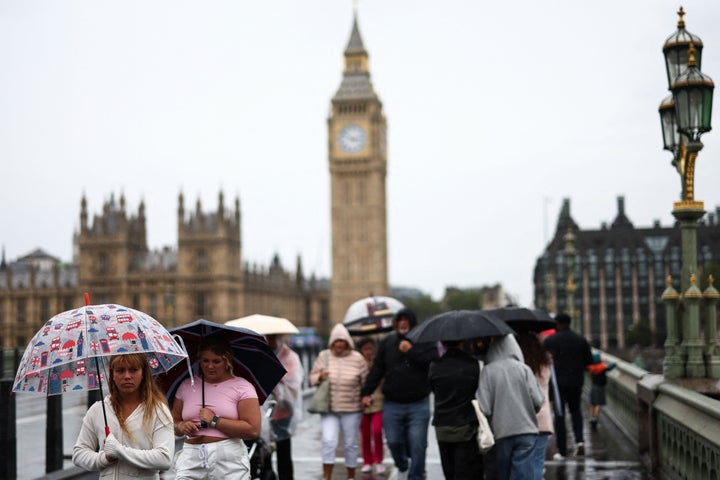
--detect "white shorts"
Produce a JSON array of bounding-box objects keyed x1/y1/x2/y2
[{"x1": 174, "y1": 438, "x2": 250, "y2": 480}]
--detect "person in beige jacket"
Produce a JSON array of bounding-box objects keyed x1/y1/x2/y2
[{"x1": 310, "y1": 323, "x2": 369, "y2": 480}]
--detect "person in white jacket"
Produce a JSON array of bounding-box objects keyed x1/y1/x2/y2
[{"x1": 73, "y1": 353, "x2": 175, "y2": 479}]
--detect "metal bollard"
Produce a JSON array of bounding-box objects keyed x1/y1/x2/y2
[
  {"x1": 46, "y1": 395, "x2": 64, "y2": 473},
  {"x1": 0, "y1": 377, "x2": 17, "y2": 479}
]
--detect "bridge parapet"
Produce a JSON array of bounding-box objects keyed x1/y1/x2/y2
[{"x1": 598, "y1": 349, "x2": 720, "y2": 480}]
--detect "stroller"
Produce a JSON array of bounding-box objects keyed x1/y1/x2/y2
[{"x1": 246, "y1": 399, "x2": 278, "y2": 480}]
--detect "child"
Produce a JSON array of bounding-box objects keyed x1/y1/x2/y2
[{"x1": 587, "y1": 353, "x2": 616, "y2": 430}]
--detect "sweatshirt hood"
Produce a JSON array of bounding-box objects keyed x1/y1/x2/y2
[
  {"x1": 329, "y1": 323, "x2": 355, "y2": 349},
  {"x1": 487, "y1": 334, "x2": 524, "y2": 363},
  {"x1": 392, "y1": 308, "x2": 417, "y2": 330}
]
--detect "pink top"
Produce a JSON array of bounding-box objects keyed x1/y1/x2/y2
[{"x1": 176, "y1": 375, "x2": 258, "y2": 439}]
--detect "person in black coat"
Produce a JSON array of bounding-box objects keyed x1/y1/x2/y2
[
  {"x1": 361, "y1": 308, "x2": 438, "y2": 480},
  {"x1": 429, "y1": 341, "x2": 483, "y2": 480},
  {"x1": 543, "y1": 312, "x2": 593, "y2": 458}
]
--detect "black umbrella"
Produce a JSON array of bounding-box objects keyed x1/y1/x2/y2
[
  {"x1": 484, "y1": 307, "x2": 556, "y2": 333},
  {"x1": 156, "y1": 319, "x2": 286, "y2": 406},
  {"x1": 405, "y1": 310, "x2": 515, "y2": 343}
]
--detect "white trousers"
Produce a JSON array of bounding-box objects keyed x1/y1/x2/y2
[
  {"x1": 321, "y1": 411, "x2": 363, "y2": 467},
  {"x1": 174, "y1": 438, "x2": 250, "y2": 480}
]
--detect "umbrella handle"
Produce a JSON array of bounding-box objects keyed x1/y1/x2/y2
[{"x1": 173, "y1": 334, "x2": 195, "y2": 390}]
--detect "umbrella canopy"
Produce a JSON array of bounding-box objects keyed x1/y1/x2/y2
[
  {"x1": 157, "y1": 319, "x2": 286, "y2": 406},
  {"x1": 405, "y1": 310, "x2": 515, "y2": 344},
  {"x1": 484, "y1": 307, "x2": 556, "y2": 333},
  {"x1": 225, "y1": 314, "x2": 300, "y2": 335},
  {"x1": 343, "y1": 295, "x2": 405, "y2": 335},
  {"x1": 13, "y1": 304, "x2": 187, "y2": 396}
]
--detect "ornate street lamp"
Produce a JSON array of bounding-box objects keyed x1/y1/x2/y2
[
  {"x1": 662, "y1": 7, "x2": 703, "y2": 91},
  {"x1": 658, "y1": 8, "x2": 717, "y2": 379},
  {"x1": 563, "y1": 228, "x2": 581, "y2": 333}
]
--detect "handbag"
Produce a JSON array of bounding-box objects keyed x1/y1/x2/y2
[
  {"x1": 472, "y1": 360, "x2": 495, "y2": 453},
  {"x1": 307, "y1": 351, "x2": 330, "y2": 414}
]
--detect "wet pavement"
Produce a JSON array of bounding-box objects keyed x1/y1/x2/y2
[{"x1": 17, "y1": 391, "x2": 653, "y2": 479}]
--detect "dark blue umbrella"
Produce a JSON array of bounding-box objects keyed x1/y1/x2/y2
[{"x1": 157, "y1": 319, "x2": 286, "y2": 406}]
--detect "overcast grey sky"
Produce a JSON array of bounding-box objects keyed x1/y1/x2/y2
[{"x1": 2, "y1": 1, "x2": 720, "y2": 307}]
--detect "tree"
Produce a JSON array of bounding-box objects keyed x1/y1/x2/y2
[
  {"x1": 626, "y1": 319, "x2": 653, "y2": 348},
  {"x1": 444, "y1": 288, "x2": 482, "y2": 311},
  {"x1": 397, "y1": 294, "x2": 443, "y2": 324}
]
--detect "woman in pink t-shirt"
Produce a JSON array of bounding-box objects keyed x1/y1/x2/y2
[{"x1": 172, "y1": 335, "x2": 261, "y2": 479}]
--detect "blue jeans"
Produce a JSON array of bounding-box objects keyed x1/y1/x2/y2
[
  {"x1": 532, "y1": 433, "x2": 550, "y2": 480},
  {"x1": 495, "y1": 434, "x2": 538, "y2": 480},
  {"x1": 382, "y1": 398, "x2": 431, "y2": 480}
]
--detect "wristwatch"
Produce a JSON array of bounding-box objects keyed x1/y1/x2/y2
[{"x1": 210, "y1": 416, "x2": 220, "y2": 428}]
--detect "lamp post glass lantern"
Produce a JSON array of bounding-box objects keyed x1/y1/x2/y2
[{"x1": 658, "y1": 8, "x2": 718, "y2": 380}]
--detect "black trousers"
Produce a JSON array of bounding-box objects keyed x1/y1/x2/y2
[
  {"x1": 275, "y1": 437, "x2": 293, "y2": 480},
  {"x1": 437, "y1": 438, "x2": 483, "y2": 480},
  {"x1": 554, "y1": 384, "x2": 584, "y2": 456}
]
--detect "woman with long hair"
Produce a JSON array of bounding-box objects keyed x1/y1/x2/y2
[
  {"x1": 73, "y1": 353, "x2": 175, "y2": 479},
  {"x1": 517, "y1": 332, "x2": 554, "y2": 480}
]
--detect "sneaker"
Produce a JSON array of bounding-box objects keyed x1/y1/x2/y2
[
  {"x1": 361, "y1": 465, "x2": 372, "y2": 473},
  {"x1": 375, "y1": 464, "x2": 386, "y2": 474},
  {"x1": 575, "y1": 442, "x2": 585, "y2": 456},
  {"x1": 396, "y1": 469, "x2": 409, "y2": 480},
  {"x1": 552, "y1": 453, "x2": 565, "y2": 461}
]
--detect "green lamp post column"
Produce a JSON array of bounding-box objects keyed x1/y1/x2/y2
[
  {"x1": 704, "y1": 276, "x2": 720, "y2": 378},
  {"x1": 659, "y1": 9, "x2": 714, "y2": 378},
  {"x1": 683, "y1": 274, "x2": 705, "y2": 377},
  {"x1": 563, "y1": 228, "x2": 581, "y2": 333},
  {"x1": 662, "y1": 276, "x2": 683, "y2": 378}
]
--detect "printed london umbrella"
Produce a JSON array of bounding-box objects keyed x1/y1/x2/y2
[
  {"x1": 406, "y1": 309, "x2": 515, "y2": 344},
  {"x1": 343, "y1": 295, "x2": 405, "y2": 335},
  {"x1": 13, "y1": 294, "x2": 188, "y2": 434},
  {"x1": 484, "y1": 307, "x2": 557, "y2": 333},
  {"x1": 157, "y1": 319, "x2": 286, "y2": 406},
  {"x1": 225, "y1": 314, "x2": 300, "y2": 335}
]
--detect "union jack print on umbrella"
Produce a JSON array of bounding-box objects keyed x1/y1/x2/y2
[{"x1": 13, "y1": 303, "x2": 187, "y2": 396}]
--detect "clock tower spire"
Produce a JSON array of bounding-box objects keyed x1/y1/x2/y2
[{"x1": 328, "y1": 12, "x2": 389, "y2": 324}]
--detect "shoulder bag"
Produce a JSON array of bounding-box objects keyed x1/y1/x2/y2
[
  {"x1": 472, "y1": 360, "x2": 495, "y2": 453},
  {"x1": 307, "y1": 351, "x2": 330, "y2": 414}
]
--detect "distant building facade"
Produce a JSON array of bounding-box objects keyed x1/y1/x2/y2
[
  {"x1": 0, "y1": 192, "x2": 330, "y2": 349},
  {"x1": 534, "y1": 196, "x2": 720, "y2": 350}
]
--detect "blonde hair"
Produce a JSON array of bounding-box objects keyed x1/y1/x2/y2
[
  {"x1": 107, "y1": 354, "x2": 171, "y2": 440},
  {"x1": 198, "y1": 335, "x2": 235, "y2": 375}
]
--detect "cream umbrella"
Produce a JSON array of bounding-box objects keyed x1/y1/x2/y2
[{"x1": 225, "y1": 314, "x2": 300, "y2": 335}]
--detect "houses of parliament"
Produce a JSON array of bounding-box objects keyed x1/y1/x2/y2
[{"x1": 0, "y1": 14, "x2": 391, "y2": 348}]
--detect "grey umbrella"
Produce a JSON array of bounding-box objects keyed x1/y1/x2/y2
[{"x1": 405, "y1": 310, "x2": 515, "y2": 343}]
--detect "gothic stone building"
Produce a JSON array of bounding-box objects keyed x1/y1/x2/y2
[
  {"x1": 534, "y1": 196, "x2": 720, "y2": 350},
  {"x1": 0, "y1": 192, "x2": 330, "y2": 349}
]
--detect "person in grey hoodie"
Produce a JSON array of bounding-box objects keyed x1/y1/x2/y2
[{"x1": 477, "y1": 334, "x2": 544, "y2": 480}]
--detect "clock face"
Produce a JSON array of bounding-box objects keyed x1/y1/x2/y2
[{"x1": 338, "y1": 125, "x2": 367, "y2": 153}]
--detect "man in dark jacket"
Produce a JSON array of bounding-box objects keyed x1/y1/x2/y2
[
  {"x1": 361, "y1": 308, "x2": 438, "y2": 480},
  {"x1": 543, "y1": 312, "x2": 593, "y2": 459}
]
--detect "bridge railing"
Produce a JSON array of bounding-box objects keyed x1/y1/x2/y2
[{"x1": 598, "y1": 349, "x2": 720, "y2": 480}]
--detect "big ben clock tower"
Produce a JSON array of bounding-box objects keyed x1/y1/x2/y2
[{"x1": 328, "y1": 13, "x2": 389, "y2": 323}]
